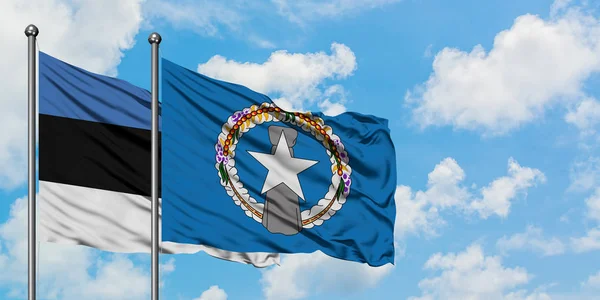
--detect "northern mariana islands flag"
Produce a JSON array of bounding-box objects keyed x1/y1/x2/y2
[{"x1": 162, "y1": 59, "x2": 397, "y2": 266}]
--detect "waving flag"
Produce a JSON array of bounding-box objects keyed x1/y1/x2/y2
[
  {"x1": 161, "y1": 59, "x2": 397, "y2": 266},
  {"x1": 38, "y1": 52, "x2": 278, "y2": 267}
]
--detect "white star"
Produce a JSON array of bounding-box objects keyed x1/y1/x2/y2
[{"x1": 248, "y1": 131, "x2": 317, "y2": 201}]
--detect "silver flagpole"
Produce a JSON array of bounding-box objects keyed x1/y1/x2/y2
[
  {"x1": 25, "y1": 24, "x2": 39, "y2": 300},
  {"x1": 148, "y1": 32, "x2": 162, "y2": 300}
]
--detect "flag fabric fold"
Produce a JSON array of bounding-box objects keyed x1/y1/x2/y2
[
  {"x1": 161, "y1": 58, "x2": 397, "y2": 266},
  {"x1": 38, "y1": 51, "x2": 279, "y2": 268}
]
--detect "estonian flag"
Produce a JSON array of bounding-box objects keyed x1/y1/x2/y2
[{"x1": 38, "y1": 52, "x2": 279, "y2": 267}]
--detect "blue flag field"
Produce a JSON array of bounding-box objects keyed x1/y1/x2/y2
[{"x1": 161, "y1": 59, "x2": 397, "y2": 266}]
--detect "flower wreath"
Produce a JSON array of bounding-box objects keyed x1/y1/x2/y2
[{"x1": 214, "y1": 102, "x2": 352, "y2": 228}]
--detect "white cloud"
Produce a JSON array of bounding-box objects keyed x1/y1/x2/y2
[
  {"x1": 581, "y1": 270, "x2": 600, "y2": 290},
  {"x1": 409, "y1": 244, "x2": 534, "y2": 300},
  {"x1": 469, "y1": 158, "x2": 546, "y2": 219},
  {"x1": 394, "y1": 158, "x2": 468, "y2": 238},
  {"x1": 194, "y1": 285, "x2": 228, "y2": 300},
  {"x1": 550, "y1": 0, "x2": 574, "y2": 17},
  {"x1": 0, "y1": 196, "x2": 151, "y2": 299},
  {"x1": 144, "y1": 0, "x2": 396, "y2": 47},
  {"x1": 570, "y1": 187, "x2": 600, "y2": 253},
  {"x1": 143, "y1": 0, "x2": 243, "y2": 37},
  {"x1": 159, "y1": 257, "x2": 176, "y2": 288},
  {"x1": 394, "y1": 185, "x2": 445, "y2": 238},
  {"x1": 565, "y1": 97, "x2": 600, "y2": 136},
  {"x1": 318, "y1": 99, "x2": 347, "y2": 116},
  {"x1": 496, "y1": 226, "x2": 566, "y2": 256},
  {"x1": 423, "y1": 44, "x2": 434, "y2": 58},
  {"x1": 569, "y1": 156, "x2": 600, "y2": 192},
  {"x1": 160, "y1": 257, "x2": 176, "y2": 274},
  {"x1": 504, "y1": 289, "x2": 552, "y2": 300},
  {"x1": 406, "y1": 5, "x2": 600, "y2": 135},
  {"x1": 70, "y1": 255, "x2": 149, "y2": 299},
  {"x1": 144, "y1": 0, "x2": 395, "y2": 47},
  {"x1": 584, "y1": 188, "x2": 600, "y2": 222},
  {"x1": 272, "y1": 0, "x2": 401, "y2": 25},
  {"x1": 197, "y1": 43, "x2": 357, "y2": 113},
  {"x1": 248, "y1": 35, "x2": 277, "y2": 49},
  {"x1": 0, "y1": 0, "x2": 144, "y2": 189},
  {"x1": 260, "y1": 251, "x2": 393, "y2": 300},
  {"x1": 395, "y1": 157, "x2": 545, "y2": 238},
  {"x1": 571, "y1": 228, "x2": 600, "y2": 253},
  {"x1": 317, "y1": 85, "x2": 348, "y2": 116},
  {"x1": 419, "y1": 157, "x2": 471, "y2": 209}
]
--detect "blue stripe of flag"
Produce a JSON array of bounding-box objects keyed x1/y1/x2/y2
[{"x1": 39, "y1": 51, "x2": 160, "y2": 130}]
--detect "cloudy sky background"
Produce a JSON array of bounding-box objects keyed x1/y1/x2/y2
[{"x1": 1, "y1": 0, "x2": 600, "y2": 299}]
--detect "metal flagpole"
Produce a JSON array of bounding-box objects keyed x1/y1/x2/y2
[
  {"x1": 25, "y1": 24, "x2": 39, "y2": 300},
  {"x1": 148, "y1": 32, "x2": 162, "y2": 300}
]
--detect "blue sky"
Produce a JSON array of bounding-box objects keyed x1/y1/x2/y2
[{"x1": 1, "y1": 0, "x2": 600, "y2": 299}]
